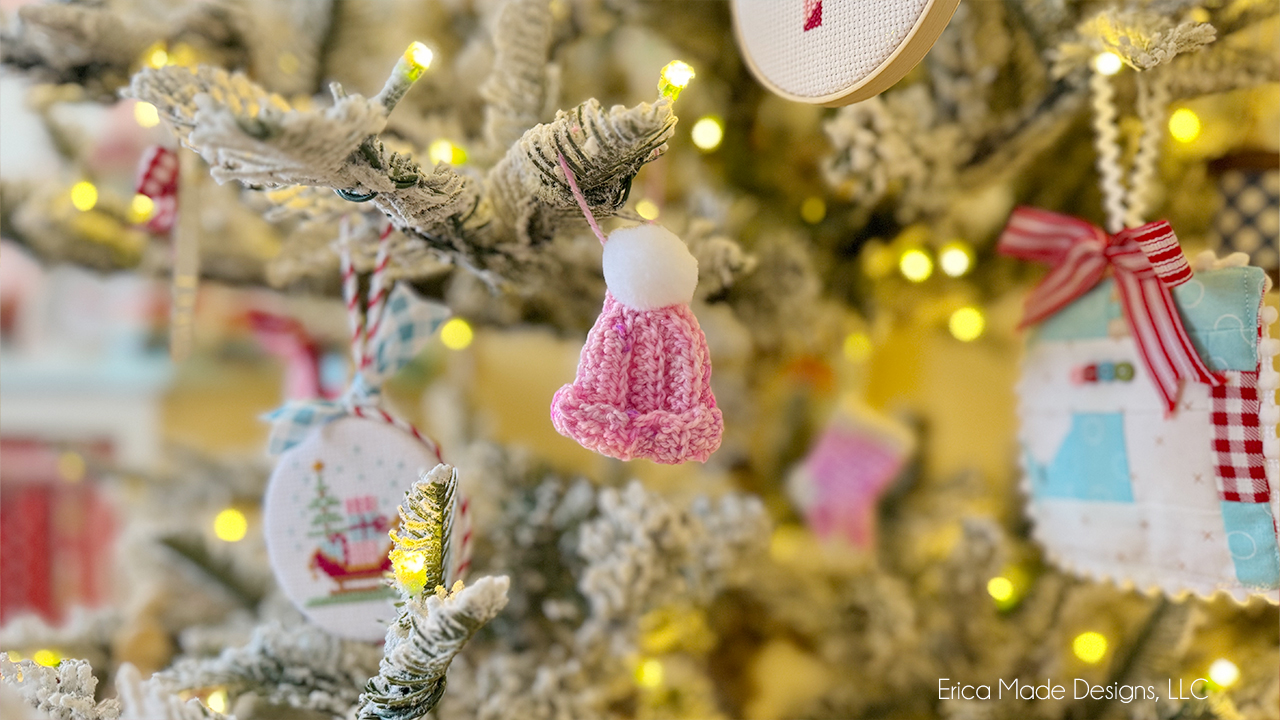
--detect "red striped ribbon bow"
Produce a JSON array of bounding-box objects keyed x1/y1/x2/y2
[{"x1": 998, "y1": 207, "x2": 1223, "y2": 413}]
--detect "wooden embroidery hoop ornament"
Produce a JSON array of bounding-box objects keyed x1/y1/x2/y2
[{"x1": 731, "y1": 0, "x2": 962, "y2": 107}]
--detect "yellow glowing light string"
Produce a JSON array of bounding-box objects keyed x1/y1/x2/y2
[{"x1": 658, "y1": 60, "x2": 695, "y2": 100}]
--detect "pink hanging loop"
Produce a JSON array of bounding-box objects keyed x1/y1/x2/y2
[{"x1": 558, "y1": 153, "x2": 608, "y2": 246}]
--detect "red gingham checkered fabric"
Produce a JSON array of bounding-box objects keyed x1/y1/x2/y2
[{"x1": 1211, "y1": 370, "x2": 1270, "y2": 503}]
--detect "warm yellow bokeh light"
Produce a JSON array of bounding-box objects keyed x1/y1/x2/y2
[
  {"x1": 277, "y1": 52, "x2": 301, "y2": 75},
  {"x1": 1073, "y1": 632, "x2": 1108, "y2": 664},
  {"x1": 800, "y1": 196, "x2": 826, "y2": 224},
  {"x1": 145, "y1": 45, "x2": 169, "y2": 69},
  {"x1": 406, "y1": 41, "x2": 434, "y2": 71},
  {"x1": 843, "y1": 332, "x2": 872, "y2": 362},
  {"x1": 213, "y1": 508, "x2": 248, "y2": 543},
  {"x1": 206, "y1": 689, "x2": 229, "y2": 714},
  {"x1": 130, "y1": 194, "x2": 156, "y2": 223},
  {"x1": 57, "y1": 452, "x2": 86, "y2": 482},
  {"x1": 939, "y1": 242, "x2": 973, "y2": 277},
  {"x1": 861, "y1": 241, "x2": 895, "y2": 279},
  {"x1": 1168, "y1": 108, "x2": 1201, "y2": 143},
  {"x1": 32, "y1": 649, "x2": 61, "y2": 667},
  {"x1": 690, "y1": 116, "x2": 724, "y2": 151},
  {"x1": 1208, "y1": 658, "x2": 1240, "y2": 688},
  {"x1": 429, "y1": 139, "x2": 466, "y2": 165},
  {"x1": 636, "y1": 199, "x2": 660, "y2": 220},
  {"x1": 1093, "y1": 52, "x2": 1123, "y2": 76},
  {"x1": 134, "y1": 101, "x2": 160, "y2": 128},
  {"x1": 986, "y1": 577, "x2": 1014, "y2": 602},
  {"x1": 949, "y1": 307, "x2": 985, "y2": 342},
  {"x1": 70, "y1": 182, "x2": 98, "y2": 212},
  {"x1": 636, "y1": 658, "x2": 664, "y2": 688},
  {"x1": 899, "y1": 249, "x2": 933, "y2": 282},
  {"x1": 440, "y1": 318, "x2": 474, "y2": 350}
]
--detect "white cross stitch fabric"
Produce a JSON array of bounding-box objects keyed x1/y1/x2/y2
[
  {"x1": 263, "y1": 417, "x2": 436, "y2": 640},
  {"x1": 732, "y1": 0, "x2": 955, "y2": 104}
]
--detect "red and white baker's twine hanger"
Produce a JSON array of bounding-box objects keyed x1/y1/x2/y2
[{"x1": 337, "y1": 218, "x2": 472, "y2": 581}]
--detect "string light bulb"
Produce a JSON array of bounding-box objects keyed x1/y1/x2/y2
[
  {"x1": 1208, "y1": 659, "x2": 1239, "y2": 688},
  {"x1": 429, "y1": 139, "x2": 466, "y2": 165},
  {"x1": 440, "y1": 318, "x2": 474, "y2": 350},
  {"x1": 1072, "y1": 631, "x2": 1108, "y2": 664},
  {"x1": 1168, "y1": 108, "x2": 1201, "y2": 143},
  {"x1": 391, "y1": 550, "x2": 428, "y2": 594},
  {"x1": 949, "y1": 307, "x2": 985, "y2": 342},
  {"x1": 32, "y1": 650, "x2": 61, "y2": 667},
  {"x1": 130, "y1": 194, "x2": 156, "y2": 223},
  {"x1": 134, "y1": 101, "x2": 160, "y2": 128},
  {"x1": 70, "y1": 182, "x2": 98, "y2": 212},
  {"x1": 658, "y1": 60, "x2": 695, "y2": 100},
  {"x1": 143, "y1": 42, "x2": 169, "y2": 68},
  {"x1": 1092, "y1": 52, "x2": 1123, "y2": 76},
  {"x1": 800, "y1": 197, "x2": 826, "y2": 224},
  {"x1": 405, "y1": 42, "x2": 434, "y2": 74},
  {"x1": 213, "y1": 508, "x2": 248, "y2": 542},
  {"x1": 939, "y1": 241, "x2": 973, "y2": 277},
  {"x1": 899, "y1": 249, "x2": 933, "y2": 282},
  {"x1": 690, "y1": 116, "x2": 723, "y2": 151},
  {"x1": 636, "y1": 199, "x2": 660, "y2": 220},
  {"x1": 205, "y1": 689, "x2": 229, "y2": 714},
  {"x1": 986, "y1": 576, "x2": 1014, "y2": 603},
  {"x1": 843, "y1": 332, "x2": 872, "y2": 362},
  {"x1": 635, "y1": 658, "x2": 664, "y2": 688}
]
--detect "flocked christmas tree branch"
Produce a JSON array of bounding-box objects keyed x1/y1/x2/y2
[
  {"x1": 126, "y1": 34, "x2": 677, "y2": 286},
  {"x1": 356, "y1": 464, "x2": 509, "y2": 720}
]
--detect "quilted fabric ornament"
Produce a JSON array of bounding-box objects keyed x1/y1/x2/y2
[
  {"x1": 549, "y1": 155, "x2": 722, "y2": 464},
  {"x1": 261, "y1": 225, "x2": 463, "y2": 639},
  {"x1": 1001, "y1": 207, "x2": 1279, "y2": 601}
]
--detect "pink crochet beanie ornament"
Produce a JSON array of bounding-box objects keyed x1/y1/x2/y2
[{"x1": 550, "y1": 155, "x2": 723, "y2": 464}]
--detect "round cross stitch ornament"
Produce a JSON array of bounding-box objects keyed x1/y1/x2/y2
[
  {"x1": 731, "y1": 0, "x2": 961, "y2": 106},
  {"x1": 263, "y1": 417, "x2": 438, "y2": 640}
]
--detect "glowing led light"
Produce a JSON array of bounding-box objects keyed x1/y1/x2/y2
[
  {"x1": 690, "y1": 116, "x2": 723, "y2": 151},
  {"x1": 636, "y1": 658, "x2": 664, "y2": 688},
  {"x1": 1208, "y1": 659, "x2": 1239, "y2": 688},
  {"x1": 1168, "y1": 108, "x2": 1201, "y2": 143},
  {"x1": 949, "y1": 307, "x2": 985, "y2": 342},
  {"x1": 440, "y1": 318, "x2": 474, "y2": 350},
  {"x1": 57, "y1": 452, "x2": 86, "y2": 482},
  {"x1": 429, "y1": 139, "x2": 466, "y2": 165},
  {"x1": 130, "y1": 194, "x2": 156, "y2": 223},
  {"x1": 861, "y1": 240, "x2": 894, "y2": 279},
  {"x1": 406, "y1": 42, "x2": 434, "y2": 71},
  {"x1": 987, "y1": 577, "x2": 1014, "y2": 602},
  {"x1": 658, "y1": 60, "x2": 695, "y2": 100},
  {"x1": 134, "y1": 101, "x2": 160, "y2": 128},
  {"x1": 1073, "y1": 632, "x2": 1108, "y2": 664},
  {"x1": 213, "y1": 508, "x2": 248, "y2": 543},
  {"x1": 636, "y1": 199, "x2": 660, "y2": 220},
  {"x1": 899, "y1": 249, "x2": 933, "y2": 282},
  {"x1": 32, "y1": 650, "x2": 61, "y2": 667},
  {"x1": 939, "y1": 241, "x2": 973, "y2": 277},
  {"x1": 206, "y1": 689, "x2": 229, "y2": 714},
  {"x1": 800, "y1": 196, "x2": 826, "y2": 224},
  {"x1": 1093, "y1": 52, "x2": 1123, "y2": 76},
  {"x1": 145, "y1": 44, "x2": 169, "y2": 69},
  {"x1": 843, "y1": 332, "x2": 872, "y2": 362},
  {"x1": 391, "y1": 550, "x2": 427, "y2": 593},
  {"x1": 70, "y1": 182, "x2": 98, "y2": 212}
]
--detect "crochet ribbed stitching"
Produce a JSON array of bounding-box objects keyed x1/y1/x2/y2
[{"x1": 551, "y1": 292, "x2": 722, "y2": 464}]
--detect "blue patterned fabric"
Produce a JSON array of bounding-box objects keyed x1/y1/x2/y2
[
  {"x1": 1027, "y1": 412, "x2": 1134, "y2": 502},
  {"x1": 1220, "y1": 501, "x2": 1280, "y2": 590},
  {"x1": 264, "y1": 285, "x2": 450, "y2": 455}
]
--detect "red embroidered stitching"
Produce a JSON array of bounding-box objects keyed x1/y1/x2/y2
[
  {"x1": 804, "y1": 0, "x2": 822, "y2": 31},
  {"x1": 1211, "y1": 370, "x2": 1270, "y2": 503}
]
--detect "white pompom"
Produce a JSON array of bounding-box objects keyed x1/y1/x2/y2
[{"x1": 602, "y1": 224, "x2": 698, "y2": 310}]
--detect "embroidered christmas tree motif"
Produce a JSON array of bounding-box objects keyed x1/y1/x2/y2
[{"x1": 304, "y1": 461, "x2": 397, "y2": 605}]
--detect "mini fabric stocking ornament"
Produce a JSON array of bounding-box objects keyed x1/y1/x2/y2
[{"x1": 550, "y1": 155, "x2": 723, "y2": 464}]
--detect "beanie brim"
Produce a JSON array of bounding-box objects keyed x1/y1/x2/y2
[{"x1": 551, "y1": 383, "x2": 724, "y2": 464}]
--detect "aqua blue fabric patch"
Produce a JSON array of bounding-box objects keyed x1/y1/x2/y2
[
  {"x1": 1027, "y1": 413, "x2": 1134, "y2": 502},
  {"x1": 1220, "y1": 501, "x2": 1280, "y2": 590},
  {"x1": 1033, "y1": 281, "x2": 1121, "y2": 342},
  {"x1": 1171, "y1": 267, "x2": 1265, "y2": 372}
]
